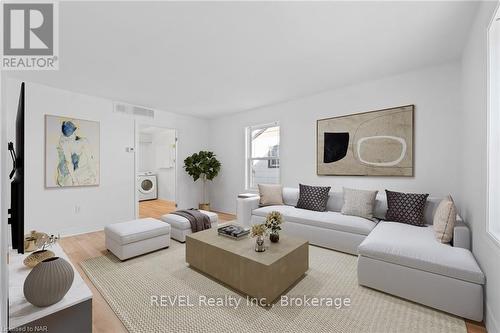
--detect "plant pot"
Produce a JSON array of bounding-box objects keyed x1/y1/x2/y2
[
  {"x1": 23, "y1": 257, "x2": 74, "y2": 307},
  {"x1": 23, "y1": 249, "x2": 55, "y2": 268},
  {"x1": 255, "y1": 236, "x2": 266, "y2": 252},
  {"x1": 199, "y1": 203, "x2": 210, "y2": 211},
  {"x1": 270, "y1": 232, "x2": 280, "y2": 243}
]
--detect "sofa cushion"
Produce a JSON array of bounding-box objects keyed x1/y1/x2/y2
[
  {"x1": 282, "y1": 187, "x2": 300, "y2": 206},
  {"x1": 358, "y1": 222, "x2": 485, "y2": 284},
  {"x1": 296, "y1": 184, "x2": 331, "y2": 212},
  {"x1": 253, "y1": 205, "x2": 376, "y2": 236},
  {"x1": 385, "y1": 190, "x2": 429, "y2": 226},
  {"x1": 105, "y1": 218, "x2": 171, "y2": 245}
]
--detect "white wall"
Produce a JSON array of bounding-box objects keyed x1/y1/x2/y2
[
  {"x1": 138, "y1": 128, "x2": 177, "y2": 202},
  {"x1": 5, "y1": 79, "x2": 136, "y2": 236},
  {"x1": 209, "y1": 62, "x2": 463, "y2": 214},
  {"x1": 4, "y1": 79, "x2": 209, "y2": 236},
  {"x1": 138, "y1": 133, "x2": 154, "y2": 172},
  {"x1": 153, "y1": 129, "x2": 176, "y2": 201},
  {"x1": 460, "y1": 1, "x2": 500, "y2": 332}
]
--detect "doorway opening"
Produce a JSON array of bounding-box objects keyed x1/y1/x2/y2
[{"x1": 135, "y1": 124, "x2": 177, "y2": 219}]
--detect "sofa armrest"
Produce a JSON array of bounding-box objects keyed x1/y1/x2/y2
[
  {"x1": 237, "y1": 196, "x2": 260, "y2": 227},
  {"x1": 453, "y1": 215, "x2": 471, "y2": 250}
]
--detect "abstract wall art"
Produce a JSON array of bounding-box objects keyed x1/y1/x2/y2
[
  {"x1": 45, "y1": 115, "x2": 100, "y2": 187},
  {"x1": 317, "y1": 105, "x2": 414, "y2": 176}
]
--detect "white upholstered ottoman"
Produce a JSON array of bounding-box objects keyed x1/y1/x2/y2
[
  {"x1": 161, "y1": 210, "x2": 218, "y2": 242},
  {"x1": 104, "y1": 218, "x2": 171, "y2": 260}
]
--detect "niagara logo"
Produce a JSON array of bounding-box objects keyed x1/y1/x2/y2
[{"x1": 2, "y1": 1, "x2": 59, "y2": 70}]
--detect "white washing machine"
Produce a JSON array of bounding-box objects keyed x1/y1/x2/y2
[{"x1": 137, "y1": 173, "x2": 158, "y2": 201}]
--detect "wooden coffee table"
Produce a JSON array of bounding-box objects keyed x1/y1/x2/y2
[{"x1": 186, "y1": 226, "x2": 309, "y2": 304}]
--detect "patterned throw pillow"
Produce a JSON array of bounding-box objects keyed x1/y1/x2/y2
[
  {"x1": 385, "y1": 190, "x2": 429, "y2": 226},
  {"x1": 296, "y1": 184, "x2": 331, "y2": 212},
  {"x1": 341, "y1": 187, "x2": 379, "y2": 220}
]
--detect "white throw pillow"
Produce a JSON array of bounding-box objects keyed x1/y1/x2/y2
[
  {"x1": 433, "y1": 195, "x2": 456, "y2": 243},
  {"x1": 341, "y1": 187, "x2": 378, "y2": 220},
  {"x1": 258, "y1": 184, "x2": 284, "y2": 206}
]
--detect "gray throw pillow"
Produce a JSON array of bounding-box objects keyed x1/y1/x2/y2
[
  {"x1": 341, "y1": 187, "x2": 378, "y2": 220},
  {"x1": 258, "y1": 184, "x2": 284, "y2": 206},
  {"x1": 295, "y1": 184, "x2": 331, "y2": 212},
  {"x1": 433, "y1": 195, "x2": 456, "y2": 243},
  {"x1": 385, "y1": 190, "x2": 429, "y2": 226}
]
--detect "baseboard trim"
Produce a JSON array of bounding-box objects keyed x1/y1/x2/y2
[
  {"x1": 210, "y1": 209, "x2": 236, "y2": 217},
  {"x1": 486, "y1": 304, "x2": 500, "y2": 333},
  {"x1": 58, "y1": 225, "x2": 105, "y2": 238}
]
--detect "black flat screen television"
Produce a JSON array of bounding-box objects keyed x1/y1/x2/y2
[{"x1": 8, "y1": 82, "x2": 25, "y2": 254}]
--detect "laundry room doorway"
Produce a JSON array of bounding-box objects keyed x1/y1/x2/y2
[{"x1": 135, "y1": 124, "x2": 178, "y2": 219}]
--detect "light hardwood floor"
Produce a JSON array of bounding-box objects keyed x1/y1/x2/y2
[
  {"x1": 60, "y1": 200, "x2": 235, "y2": 333},
  {"x1": 59, "y1": 199, "x2": 486, "y2": 333},
  {"x1": 138, "y1": 199, "x2": 176, "y2": 219}
]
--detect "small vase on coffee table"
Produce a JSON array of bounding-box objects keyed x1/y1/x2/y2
[
  {"x1": 270, "y1": 231, "x2": 279, "y2": 243},
  {"x1": 255, "y1": 236, "x2": 266, "y2": 252}
]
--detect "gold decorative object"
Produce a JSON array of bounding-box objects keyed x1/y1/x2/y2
[
  {"x1": 24, "y1": 237, "x2": 37, "y2": 253},
  {"x1": 23, "y1": 233, "x2": 60, "y2": 268},
  {"x1": 198, "y1": 203, "x2": 210, "y2": 211},
  {"x1": 24, "y1": 230, "x2": 48, "y2": 253},
  {"x1": 23, "y1": 250, "x2": 55, "y2": 268}
]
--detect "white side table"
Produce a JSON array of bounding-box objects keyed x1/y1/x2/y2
[{"x1": 9, "y1": 244, "x2": 93, "y2": 332}]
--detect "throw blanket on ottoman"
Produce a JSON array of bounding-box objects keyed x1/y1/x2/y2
[{"x1": 170, "y1": 209, "x2": 211, "y2": 232}]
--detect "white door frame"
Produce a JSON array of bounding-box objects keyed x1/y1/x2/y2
[
  {"x1": 134, "y1": 121, "x2": 178, "y2": 218},
  {"x1": 0, "y1": 73, "x2": 8, "y2": 332}
]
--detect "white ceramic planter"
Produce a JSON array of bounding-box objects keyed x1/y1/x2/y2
[{"x1": 23, "y1": 257, "x2": 74, "y2": 307}]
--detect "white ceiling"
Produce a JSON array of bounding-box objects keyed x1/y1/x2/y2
[{"x1": 5, "y1": 1, "x2": 479, "y2": 118}]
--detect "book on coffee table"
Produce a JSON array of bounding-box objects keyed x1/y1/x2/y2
[{"x1": 218, "y1": 225, "x2": 250, "y2": 239}]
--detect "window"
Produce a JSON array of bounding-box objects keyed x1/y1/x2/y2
[
  {"x1": 246, "y1": 123, "x2": 280, "y2": 189},
  {"x1": 268, "y1": 145, "x2": 279, "y2": 168},
  {"x1": 488, "y1": 10, "x2": 500, "y2": 246}
]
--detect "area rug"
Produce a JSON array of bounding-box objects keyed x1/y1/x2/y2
[{"x1": 80, "y1": 241, "x2": 466, "y2": 333}]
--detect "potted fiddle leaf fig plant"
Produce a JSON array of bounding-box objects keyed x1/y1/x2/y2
[{"x1": 183, "y1": 151, "x2": 221, "y2": 211}]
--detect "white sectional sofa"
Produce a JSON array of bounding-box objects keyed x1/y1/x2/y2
[
  {"x1": 237, "y1": 187, "x2": 485, "y2": 321},
  {"x1": 239, "y1": 188, "x2": 378, "y2": 254},
  {"x1": 358, "y1": 222, "x2": 484, "y2": 321}
]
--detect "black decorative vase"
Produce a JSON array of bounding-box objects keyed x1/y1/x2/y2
[{"x1": 270, "y1": 232, "x2": 279, "y2": 243}]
